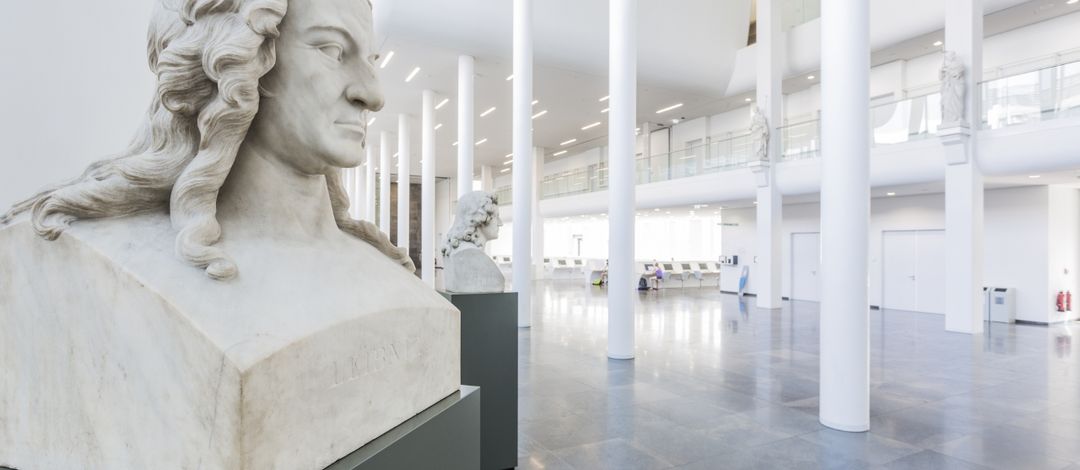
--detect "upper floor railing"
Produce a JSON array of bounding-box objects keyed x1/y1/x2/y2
[
  {"x1": 499, "y1": 51, "x2": 1080, "y2": 202},
  {"x1": 539, "y1": 131, "x2": 759, "y2": 200}
]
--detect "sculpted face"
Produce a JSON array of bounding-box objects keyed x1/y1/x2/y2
[
  {"x1": 246, "y1": 0, "x2": 384, "y2": 174},
  {"x1": 481, "y1": 211, "x2": 501, "y2": 242}
]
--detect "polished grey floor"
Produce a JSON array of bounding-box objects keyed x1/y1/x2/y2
[{"x1": 516, "y1": 280, "x2": 1080, "y2": 470}]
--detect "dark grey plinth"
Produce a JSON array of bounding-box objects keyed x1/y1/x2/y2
[
  {"x1": 441, "y1": 291, "x2": 519, "y2": 470},
  {"x1": 326, "y1": 386, "x2": 480, "y2": 470}
]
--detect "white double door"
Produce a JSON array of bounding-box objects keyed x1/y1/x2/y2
[{"x1": 882, "y1": 230, "x2": 946, "y2": 314}]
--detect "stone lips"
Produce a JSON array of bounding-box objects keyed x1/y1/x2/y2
[{"x1": 0, "y1": 214, "x2": 460, "y2": 470}]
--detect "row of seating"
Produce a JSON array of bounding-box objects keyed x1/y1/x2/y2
[
  {"x1": 491, "y1": 255, "x2": 723, "y2": 289},
  {"x1": 639, "y1": 261, "x2": 722, "y2": 288}
]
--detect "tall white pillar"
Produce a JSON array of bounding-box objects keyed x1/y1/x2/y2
[
  {"x1": 480, "y1": 165, "x2": 495, "y2": 192},
  {"x1": 365, "y1": 145, "x2": 376, "y2": 224},
  {"x1": 819, "y1": 0, "x2": 870, "y2": 432},
  {"x1": 422, "y1": 90, "x2": 437, "y2": 286},
  {"x1": 512, "y1": 0, "x2": 534, "y2": 328},
  {"x1": 342, "y1": 169, "x2": 355, "y2": 218},
  {"x1": 754, "y1": 0, "x2": 784, "y2": 310},
  {"x1": 380, "y1": 130, "x2": 392, "y2": 235},
  {"x1": 356, "y1": 162, "x2": 367, "y2": 221},
  {"x1": 943, "y1": 0, "x2": 985, "y2": 334},
  {"x1": 607, "y1": 0, "x2": 636, "y2": 360},
  {"x1": 398, "y1": 115, "x2": 412, "y2": 253},
  {"x1": 531, "y1": 147, "x2": 545, "y2": 278},
  {"x1": 457, "y1": 55, "x2": 475, "y2": 198}
]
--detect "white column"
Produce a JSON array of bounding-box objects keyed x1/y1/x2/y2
[
  {"x1": 480, "y1": 165, "x2": 495, "y2": 192},
  {"x1": 607, "y1": 0, "x2": 636, "y2": 360},
  {"x1": 379, "y1": 130, "x2": 392, "y2": 235},
  {"x1": 397, "y1": 114, "x2": 411, "y2": 252},
  {"x1": 944, "y1": 0, "x2": 985, "y2": 334},
  {"x1": 365, "y1": 145, "x2": 376, "y2": 224},
  {"x1": 356, "y1": 162, "x2": 367, "y2": 221},
  {"x1": 512, "y1": 0, "x2": 534, "y2": 328},
  {"x1": 755, "y1": 0, "x2": 783, "y2": 310},
  {"x1": 531, "y1": 146, "x2": 545, "y2": 278},
  {"x1": 422, "y1": 90, "x2": 437, "y2": 286},
  {"x1": 457, "y1": 55, "x2": 475, "y2": 198},
  {"x1": 819, "y1": 0, "x2": 870, "y2": 432}
]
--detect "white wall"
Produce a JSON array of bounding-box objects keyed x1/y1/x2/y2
[
  {"x1": 1048, "y1": 186, "x2": 1080, "y2": 322},
  {"x1": 0, "y1": 2, "x2": 156, "y2": 210},
  {"x1": 722, "y1": 186, "x2": 1063, "y2": 323}
]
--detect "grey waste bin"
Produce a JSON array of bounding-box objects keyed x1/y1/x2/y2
[
  {"x1": 988, "y1": 287, "x2": 1016, "y2": 324},
  {"x1": 983, "y1": 287, "x2": 992, "y2": 322}
]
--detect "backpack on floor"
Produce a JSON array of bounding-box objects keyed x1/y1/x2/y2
[{"x1": 638, "y1": 277, "x2": 649, "y2": 290}]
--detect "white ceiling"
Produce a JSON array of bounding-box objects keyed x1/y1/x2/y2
[
  {"x1": 368, "y1": 0, "x2": 750, "y2": 177},
  {"x1": 365, "y1": 0, "x2": 1071, "y2": 180}
]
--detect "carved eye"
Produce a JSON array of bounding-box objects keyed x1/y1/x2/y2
[{"x1": 318, "y1": 44, "x2": 344, "y2": 62}]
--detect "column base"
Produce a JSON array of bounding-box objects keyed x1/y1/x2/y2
[{"x1": 819, "y1": 417, "x2": 870, "y2": 433}]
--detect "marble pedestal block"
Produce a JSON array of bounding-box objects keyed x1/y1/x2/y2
[
  {"x1": 0, "y1": 215, "x2": 460, "y2": 470},
  {"x1": 441, "y1": 292, "x2": 518, "y2": 470}
]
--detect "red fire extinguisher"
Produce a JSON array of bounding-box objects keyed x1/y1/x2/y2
[
  {"x1": 1057, "y1": 291, "x2": 1066, "y2": 313},
  {"x1": 1068, "y1": 291, "x2": 1073, "y2": 312}
]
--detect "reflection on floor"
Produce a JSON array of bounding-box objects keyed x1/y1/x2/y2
[{"x1": 517, "y1": 280, "x2": 1080, "y2": 470}]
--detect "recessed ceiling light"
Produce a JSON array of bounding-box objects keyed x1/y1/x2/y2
[
  {"x1": 1029, "y1": 175, "x2": 1042, "y2": 179},
  {"x1": 553, "y1": 150, "x2": 568, "y2": 157},
  {"x1": 380, "y1": 51, "x2": 395, "y2": 69},
  {"x1": 599, "y1": 95, "x2": 610, "y2": 102},
  {"x1": 560, "y1": 138, "x2": 577, "y2": 146},
  {"x1": 887, "y1": 192, "x2": 897, "y2": 196},
  {"x1": 506, "y1": 74, "x2": 514, "y2": 81},
  {"x1": 435, "y1": 98, "x2": 449, "y2": 110},
  {"x1": 532, "y1": 110, "x2": 548, "y2": 119},
  {"x1": 654, "y1": 208, "x2": 660, "y2": 212},
  {"x1": 601, "y1": 108, "x2": 610, "y2": 113},
  {"x1": 393, "y1": 152, "x2": 399, "y2": 158},
  {"x1": 582, "y1": 122, "x2": 602, "y2": 131},
  {"x1": 434, "y1": 123, "x2": 443, "y2": 130},
  {"x1": 405, "y1": 67, "x2": 421, "y2": 83},
  {"x1": 368, "y1": 117, "x2": 376, "y2": 126},
  {"x1": 933, "y1": 40, "x2": 943, "y2": 47},
  {"x1": 671, "y1": 118, "x2": 680, "y2": 124},
  {"x1": 452, "y1": 141, "x2": 458, "y2": 147},
  {"x1": 656, "y1": 103, "x2": 684, "y2": 114},
  {"x1": 1069, "y1": 0, "x2": 1079, "y2": 5},
  {"x1": 745, "y1": 98, "x2": 752, "y2": 102},
  {"x1": 807, "y1": 75, "x2": 815, "y2": 80},
  {"x1": 481, "y1": 107, "x2": 497, "y2": 117},
  {"x1": 500, "y1": 168, "x2": 510, "y2": 173},
  {"x1": 532, "y1": 99, "x2": 539, "y2": 105},
  {"x1": 505, "y1": 153, "x2": 513, "y2": 159},
  {"x1": 475, "y1": 138, "x2": 488, "y2": 146}
]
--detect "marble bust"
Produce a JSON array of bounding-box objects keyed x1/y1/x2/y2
[
  {"x1": 940, "y1": 51, "x2": 967, "y2": 127},
  {"x1": 0, "y1": 1, "x2": 459, "y2": 469},
  {"x1": 442, "y1": 191, "x2": 505, "y2": 293},
  {"x1": 749, "y1": 105, "x2": 770, "y2": 162}
]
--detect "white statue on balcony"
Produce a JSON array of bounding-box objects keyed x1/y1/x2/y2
[
  {"x1": 941, "y1": 51, "x2": 967, "y2": 127},
  {"x1": 750, "y1": 105, "x2": 770, "y2": 162},
  {"x1": 0, "y1": 1, "x2": 460, "y2": 469},
  {"x1": 443, "y1": 191, "x2": 505, "y2": 294}
]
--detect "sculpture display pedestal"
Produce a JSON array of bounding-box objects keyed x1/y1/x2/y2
[
  {"x1": 440, "y1": 292, "x2": 519, "y2": 470},
  {"x1": 326, "y1": 386, "x2": 480, "y2": 470},
  {"x1": 0, "y1": 217, "x2": 460, "y2": 470}
]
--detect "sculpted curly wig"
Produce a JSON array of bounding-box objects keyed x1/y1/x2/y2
[
  {"x1": 0, "y1": 0, "x2": 412, "y2": 279},
  {"x1": 442, "y1": 191, "x2": 500, "y2": 257}
]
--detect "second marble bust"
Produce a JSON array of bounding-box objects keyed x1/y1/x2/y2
[{"x1": 443, "y1": 191, "x2": 505, "y2": 293}]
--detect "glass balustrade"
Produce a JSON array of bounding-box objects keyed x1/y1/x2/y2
[
  {"x1": 502, "y1": 53, "x2": 1080, "y2": 202},
  {"x1": 982, "y1": 57, "x2": 1080, "y2": 129},
  {"x1": 537, "y1": 133, "x2": 758, "y2": 200}
]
